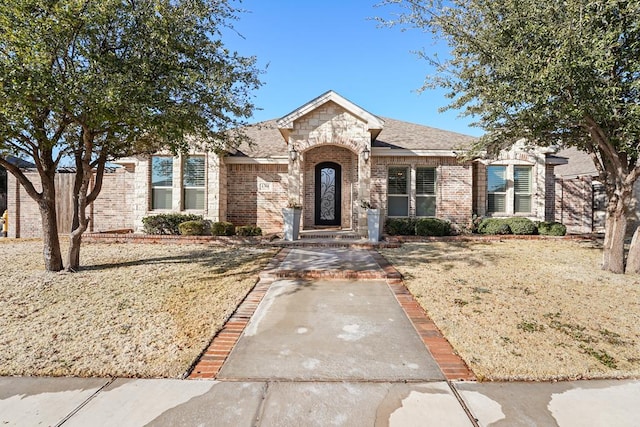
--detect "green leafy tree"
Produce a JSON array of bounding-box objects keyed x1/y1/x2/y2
[
  {"x1": 380, "y1": 0, "x2": 640, "y2": 273},
  {"x1": 0, "y1": 0, "x2": 261, "y2": 271}
]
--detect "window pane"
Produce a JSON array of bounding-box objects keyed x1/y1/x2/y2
[
  {"x1": 416, "y1": 196, "x2": 436, "y2": 216},
  {"x1": 388, "y1": 196, "x2": 409, "y2": 216},
  {"x1": 487, "y1": 166, "x2": 507, "y2": 192},
  {"x1": 184, "y1": 188, "x2": 205, "y2": 210},
  {"x1": 152, "y1": 156, "x2": 173, "y2": 187},
  {"x1": 515, "y1": 195, "x2": 531, "y2": 213},
  {"x1": 388, "y1": 167, "x2": 408, "y2": 195},
  {"x1": 152, "y1": 188, "x2": 172, "y2": 210},
  {"x1": 416, "y1": 168, "x2": 436, "y2": 195},
  {"x1": 183, "y1": 156, "x2": 205, "y2": 187},
  {"x1": 514, "y1": 166, "x2": 531, "y2": 193},
  {"x1": 488, "y1": 194, "x2": 506, "y2": 213}
]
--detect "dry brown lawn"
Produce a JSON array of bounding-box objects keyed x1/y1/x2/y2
[
  {"x1": 381, "y1": 239, "x2": 640, "y2": 381},
  {"x1": 0, "y1": 239, "x2": 276, "y2": 378}
]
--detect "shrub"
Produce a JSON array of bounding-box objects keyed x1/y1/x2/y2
[
  {"x1": 236, "y1": 225, "x2": 262, "y2": 236},
  {"x1": 142, "y1": 214, "x2": 203, "y2": 235},
  {"x1": 385, "y1": 218, "x2": 418, "y2": 235},
  {"x1": 537, "y1": 221, "x2": 567, "y2": 236},
  {"x1": 477, "y1": 218, "x2": 512, "y2": 235},
  {"x1": 415, "y1": 218, "x2": 452, "y2": 236},
  {"x1": 211, "y1": 221, "x2": 236, "y2": 236},
  {"x1": 178, "y1": 220, "x2": 210, "y2": 236},
  {"x1": 505, "y1": 217, "x2": 537, "y2": 235}
]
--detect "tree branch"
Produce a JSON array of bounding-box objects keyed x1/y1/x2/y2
[{"x1": 0, "y1": 157, "x2": 42, "y2": 202}]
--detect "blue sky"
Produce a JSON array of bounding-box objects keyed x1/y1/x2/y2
[{"x1": 224, "y1": 0, "x2": 483, "y2": 137}]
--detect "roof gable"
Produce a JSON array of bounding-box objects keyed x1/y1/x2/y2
[{"x1": 276, "y1": 90, "x2": 385, "y2": 141}]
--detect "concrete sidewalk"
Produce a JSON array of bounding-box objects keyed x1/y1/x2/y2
[
  {"x1": 2, "y1": 376, "x2": 639, "y2": 426},
  {"x1": 2, "y1": 247, "x2": 639, "y2": 426}
]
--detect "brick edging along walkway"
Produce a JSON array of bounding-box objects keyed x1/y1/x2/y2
[
  {"x1": 370, "y1": 251, "x2": 476, "y2": 382},
  {"x1": 189, "y1": 248, "x2": 475, "y2": 381},
  {"x1": 187, "y1": 249, "x2": 290, "y2": 379}
]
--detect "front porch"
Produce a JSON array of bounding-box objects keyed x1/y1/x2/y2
[{"x1": 278, "y1": 91, "x2": 383, "y2": 235}]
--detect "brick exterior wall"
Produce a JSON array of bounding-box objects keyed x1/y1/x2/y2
[
  {"x1": 226, "y1": 163, "x2": 288, "y2": 234},
  {"x1": 6, "y1": 168, "x2": 135, "y2": 238},
  {"x1": 545, "y1": 165, "x2": 556, "y2": 221},
  {"x1": 371, "y1": 156, "x2": 474, "y2": 227},
  {"x1": 555, "y1": 176, "x2": 595, "y2": 234},
  {"x1": 90, "y1": 168, "x2": 135, "y2": 232}
]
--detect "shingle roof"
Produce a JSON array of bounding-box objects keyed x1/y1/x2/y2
[
  {"x1": 228, "y1": 117, "x2": 477, "y2": 159},
  {"x1": 374, "y1": 117, "x2": 476, "y2": 150},
  {"x1": 554, "y1": 147, "x2": 598, "y2": 177},
  {"x1": 230, "y1": 120, "x2": 287, "y2": 158}
]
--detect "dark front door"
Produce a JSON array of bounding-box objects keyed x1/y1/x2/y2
[{"x1": 315, "y1": 162, "x2": 342, "y2": 226}]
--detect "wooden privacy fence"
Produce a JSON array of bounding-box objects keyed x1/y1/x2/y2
[{"x1": 55, "y1": 172, "x2": 77, "y2": 234}]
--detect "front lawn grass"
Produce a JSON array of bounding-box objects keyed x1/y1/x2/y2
[{"x1": 381, "y1": 239, "x2": 640, "y2": 381}]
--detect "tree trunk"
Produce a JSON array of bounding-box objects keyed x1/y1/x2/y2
[
  {"x1": 68, "y1": 151, "x2": 85, "y2": 270},
  {"x1": 602, "y1": 203, "x2": 627, "y2": 274},
  {"x1": 625, "y1": 226, "x2": 640, "y2": 274},
  {"x1": 66, "y1": 166, "x2": 90, "y2": 272},
  {"x1": 39, "y1": 178, "x2": 64, "y2": 272}
]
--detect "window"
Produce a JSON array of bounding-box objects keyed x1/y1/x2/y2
[
  {"x1": 151, "y1": 156, "x2": 173, "y2": 210},
  {"x1": 416, "y1": 167, "x2": 436, "y2": 216},
  {"x1": 183, "y1": 156, "x2": 205, "y2": 210},
  {"x1": 514, "y1": 166, "x2": 532, "y2": 213},
  {"x1": 487, "y1": 166, "x2": 507, "y2": 213},
  {"x1": 388, "y1": 167, "x2": 409, "y2": 216}
]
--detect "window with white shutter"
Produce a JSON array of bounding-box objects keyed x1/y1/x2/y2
[
  {"x1": 151, "y1": 156, "x2": 173, "y2": 210},
  {"x1": 514, "y1": 166, "x2": 532, "y2": 213},
  {"x1": 183, "y1": 156, "x2": 205, "y2": 210},
  {"x1": 487, "y1": 166, "x2": 507, "y2": 213},
  {"x1": 387, "y1": 167, "x2": 409, "y2": 216},
  {"x1": 416, "y1": 167, "x2": 436, "y2": 216}
]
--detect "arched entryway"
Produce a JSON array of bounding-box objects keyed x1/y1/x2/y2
[{"x1": 315, "y1": 162, "x2": 342, "y2": 226}]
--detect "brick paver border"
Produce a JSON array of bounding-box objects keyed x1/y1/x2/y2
[
  {"x1": 187, "y1": 250, "x2": 290, "y2": 379},
  {"x1": 189, "y1": 247, "x2": 475, "y2": 381}
]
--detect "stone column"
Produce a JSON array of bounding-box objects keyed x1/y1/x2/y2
[
  {"x1": 287, "y1": 140, "x2": 302, "y2": 205},
  {"x1": 206, "y1": 154, "x2": 226, "y2": 222},
  {"x1": 357, "y1": 145, "x2": 371, "y2": 235}
]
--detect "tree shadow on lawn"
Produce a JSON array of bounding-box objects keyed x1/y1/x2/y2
[
  {"x1": 383, "y1": 241, "x2": 500, "y2": 271},
  {"x1": 80, "y1": 246, "x2": 274, "y2": 277}
]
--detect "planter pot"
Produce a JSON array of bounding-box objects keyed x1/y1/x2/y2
[
  {"x1": 367, "y1": 209, "x2": 383, "y2": 242},
  {"x1": 282, "y1": 208, "x2": 302, "y2": 241}
]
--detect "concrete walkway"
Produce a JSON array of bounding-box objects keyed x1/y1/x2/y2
[{"x1": 2, "y1": 247, "x2": 639, "y2": 426}]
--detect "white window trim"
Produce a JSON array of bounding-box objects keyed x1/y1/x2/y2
[
  {"x1": 182, "y1": 155, "x2": 207, "y2": 211},
  {"x1": 387, "y1": 166, "x2": 410, "y2": 217},
  {"x1": 150, "y1": 155, "x2": 174, "y2": 211},
  {"x1": 150, "y1": 154, "x2": 209, "y2": 212},
  {"x1": 486, "y1": 163, "x2": 534, "y2": 216},
  {"x1": 416, "y1": 166, "x2": 437, "y2": 217},
  {"x1": 514, "y1": 165, "x2": 532, "y2": 214}
]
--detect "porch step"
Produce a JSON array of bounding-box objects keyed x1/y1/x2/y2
[{"x1": 299, "y1": 230, "x2": 361, "y2": 240}]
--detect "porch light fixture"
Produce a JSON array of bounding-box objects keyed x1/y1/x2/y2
[
  {"x1": 362, "y1": 146, "x2": 370, "y2": 162},
  {"x1": 289, "y1": 147, "x2": 297, "y2": 161}
]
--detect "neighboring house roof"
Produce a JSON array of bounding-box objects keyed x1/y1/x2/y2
[
  {"x1": 554, "y1": 147, "x2": 598, "y2": 178},
  {"x1": 229, "y1": 117, "x2": 478, "y2": 159},
  {"x1": 2, "y1": 155, "x2": 36, "y2": 169}
]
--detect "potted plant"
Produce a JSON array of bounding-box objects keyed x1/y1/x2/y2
[
  {"x1": 361, "y1": 200, "x2": 382, "y2": 242},
  {"x1": 282, "y1": 199, "x2": 303, "y2": 241}
]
